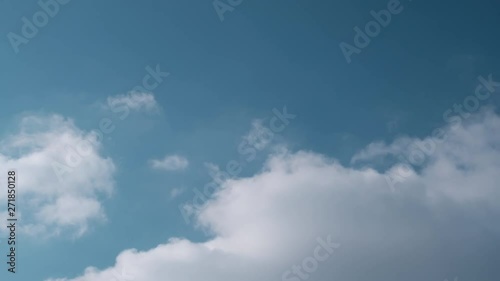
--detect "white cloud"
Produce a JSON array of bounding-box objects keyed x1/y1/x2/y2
[
  {"x1": 350, "y1": 136, "x2": 414, "y2": 164},
  {"x1": 150, "y1": 155, "x2": 189, "y2": 171},
  {"x1": 0, "y1": 114, "x2": 115, "y2": 238},
  {"x1": 48, "y1": 110, "x2": 500, "y2": 281},
  {"x1": 106, "y1": 92, "x2": 160, "y2": 113}
]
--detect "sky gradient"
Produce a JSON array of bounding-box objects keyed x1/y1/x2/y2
[{"x1": 0, "y1": 0, "x2": 500, "y2": 280}]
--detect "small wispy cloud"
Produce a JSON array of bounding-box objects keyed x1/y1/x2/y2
[
  {"x1": 169, "y1": 187, "x2": 185, "y2": 199},
  {"x1": 149, "y1": 155, "x2": 189, "y2": 171},
  {"x1": 106, "y1": 92, "x2": 160, "y2": 113},
  {"x1": 243, "y1": 119, "x2": 274, "y2": 150}
]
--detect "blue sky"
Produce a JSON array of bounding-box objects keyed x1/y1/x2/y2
[{"x1": 0, "y1": 0, "x2": 500, "y2": 280}]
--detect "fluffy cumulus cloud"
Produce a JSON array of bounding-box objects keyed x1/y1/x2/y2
[
  {"x1": 0, "y1": 114, "x2": 115, "y2": 238},
  {"x1": 48, "y1": 110, "x2": 500, "y2": 281},
  {"x1": 150, "y1": 154, "x2": 189, "y2": 171}
]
